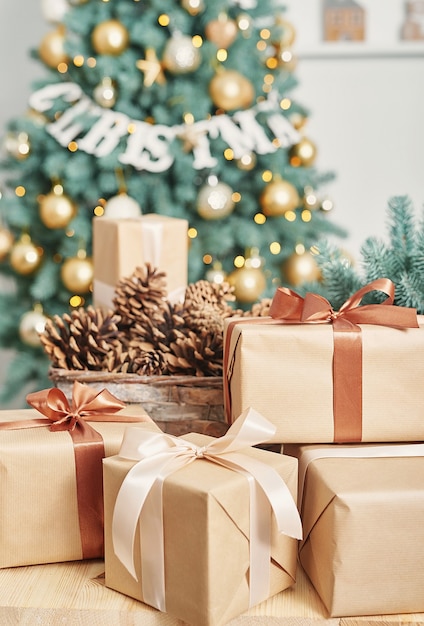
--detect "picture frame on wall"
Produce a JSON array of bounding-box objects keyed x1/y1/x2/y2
[{"x1": 282, "y1": 0, "x2": 424, "y2": 58}]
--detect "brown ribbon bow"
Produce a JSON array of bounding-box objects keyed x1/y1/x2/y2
[
  {"x1": 226, "y1": 278, "x2": 418, "y2": 442},
  {"x1": 1, "y1": 381, "x2": 144, "y2": 559}
]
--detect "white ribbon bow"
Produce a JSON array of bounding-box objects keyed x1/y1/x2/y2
[{"x1": 112, "y1": 407, "x2": 302, "y2": 612}]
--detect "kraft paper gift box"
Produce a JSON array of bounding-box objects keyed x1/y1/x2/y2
[
  {"x1": 284, "y1": 442, "x2": 424, "y2": 617},
  {"x1": 0, "y1": 381, "x2": 159, "y2": 569},
  {"x1": 224, "y1": 279, "x2": 424, "y2": 444},
  {"x1": 104, "y1": 408, "x2": 302, "y2": 626},
  {"x1": 93, "y1": 214, "x2": 188, "y2": 310}
]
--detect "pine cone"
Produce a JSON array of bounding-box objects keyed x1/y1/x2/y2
[
  {"x1": 165, "y1": 329, "x2": 223, "y2": 377},
  {"x1": 128, "y1": 346, "x2": 167, "y2": 376},
  {"x1": 40, "y1": 306, "x2": 126, "y2": 371},
  {"x1": 180, "y1": 279, "x2": 236, "y2": 335},
  {"x1": 244, "y1": 298, "x2": 273, "y2": 317},
  {"x1": 129, "y1": 300, "x2": 186, "y2": 354},
  {"x1": 113, "y1": 263, "x2": 168, "y2": 328}
]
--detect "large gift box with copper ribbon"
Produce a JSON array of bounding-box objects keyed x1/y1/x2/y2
[
  {"x1": 103, "y1": 408, "x2": 302, "y2": 626},
  {"x1": 284, "y1": 442, "x2": 424, "y2": 617},
  {"x1": 224, "y1": 279, "x2": 424, "y2": 444},
  {"x1": 0, "y1": 381, "x2": 156, "y2": 568},
  {"x1": 92, "y1": 214, "x2": 188, "y2": 310}
]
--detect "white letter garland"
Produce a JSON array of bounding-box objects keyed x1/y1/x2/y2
[{"x1": 29, "y1": 81, "x2": 301, "y2": 172}]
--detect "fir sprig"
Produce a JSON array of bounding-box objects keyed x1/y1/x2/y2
[{"x1": 311, "y1": 196, "x2": 424, "y2": 313}]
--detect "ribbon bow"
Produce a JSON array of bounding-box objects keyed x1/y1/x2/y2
[
  {"x1": 269, "y1": 277, "x2": 418, "y2": 330},
  {"x1": 112, "y1": 407, "x2": 302, "y2": 612},
  {"x1": 26, "y1": 380, "x2": 126, "y2": 431}
]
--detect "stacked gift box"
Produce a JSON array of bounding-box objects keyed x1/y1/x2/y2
[
  {"x1": 2, "y1": 275, "x2": 424, "y2": 624},
  {"x1": 223, "y1": 278, "x2": 424, "y2": 617}
]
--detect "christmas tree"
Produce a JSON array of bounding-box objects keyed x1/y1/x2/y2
[{"x1": 0, "y1": 0, "x2": 345, "y2": 404}]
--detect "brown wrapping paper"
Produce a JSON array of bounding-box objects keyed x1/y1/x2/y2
[
  {"x1": 224, "y1": 315, "x2": 424, "y2": 443},
  {"x1": 0, "y1": 406, "x2": 157, "y2": 568},
  {"x1": 285, "y1": 443, "x2": 424, "y2": 617},
  {"x1": 104, "y1": 433, "x2": 299, "y2": 626},
  {"x1": 93, "y1": 214, "x2": 188, "y2": 310}
]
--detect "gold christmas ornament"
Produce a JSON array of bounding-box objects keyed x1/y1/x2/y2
[
  {"x1": 276, "y1": 48, "x2": 297, "y2": 71},
  {"x1": 227, "y1": 265, "x2": 266, "y2": 303},
  {"x1": 39, "y1": 186, "x2": 76, "y2": 229},
  {"x1": 93, "y1": 77, "x2": 117, "y2": 108},
  {"x1": 38, "y1": 26, "x2": 68, "y2": 68},
  {"x1": 0, "y1": 226, "x2": 14, "y2": 261},
  {"x1": 10, "y1": 234, "x2": 42, "y2": 275},
  {"x1": 19, "y1": 307, "x2": 48, "y2": 348},
  {"x1": 4, "y1": 131, "x2": 31, "y2": 160},
  {"x1": 205, "y1": 261, "x2": 227, "y2": 285},
  {"x1": 236, "y1": 152, "x2": 256, "y2": 171},
  {"x1": 181, "y1": 0, "x2": 205, "y2": 15},
  {"x1": 197, "y1": 179, "x2": 235, "y2": 220},
  {"x1": 209, "y1": 69, "x2": 255, "y2": 111},
  {"x1": 282, "y1": 250, "x2": 321, "y2": 286},
  {"x1": 91, "y1": 20, "x2": 129, "y2": 56},
  {"x1": 303, "y1": 186, "x2": 320, "y2": 210},
  {"x1": 205, "y1": 14, "x2": 238, "y2": 49},
  {"x1": 289, "y1": 136, "x2": 317, "y2": 167},
  {"x1": 260, "y1": 178, "x2": 300, "y2": 216},
  {"x1": 162, "y1": 34, "x2": 202, "y2": 74},
  {"x1": 61, "y1": 253, "x2": 93, "y2": 293},
  {"x1": 275, "y1": 17, "x2": 296, "y2": 47}
]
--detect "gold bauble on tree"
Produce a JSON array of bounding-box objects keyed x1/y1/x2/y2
[
  {"x1": 10, "y1": 234, "x2": 42, "y2": 275},
  {"x1": 228, "y1": 248, "x2": 266, "y2": 303},
  {"x1": 162, "y1": 34, "x2": 202, "y2": 74},
  {"x1": 209, "y1": 69, "x2": 255, "y2": 112},
  {"x1": 289, "y1": 136, "x2": 317, "y2": 167},
  {"x1": 205, "y1": 261, "x2": 227, "y2": 285},
  {"x1": 282, "y1": 249, "x2": 321, "y2": 286},
  {"x1": 61, "y1": 250, "x2": 93, "y2": 293},
  {"x1": 19, "y1": 305, "x2": 48, "y2": 348},
  {"x1": 0, "y1": 226, "x2": 14, "y2": 261},
  {"x1": 228, "y1": 265, "x2": 266, "y2": 303},
  {"x1": 260, "y1": 178, "x2": 300, "y2": 216},
  {"x1": 91, "y1": 20, "x2": 129, "y2": 55},
  {"x1": 4, "y1": 131, "x2": 31, "y2": 160},
  {"x1": 275, "y1": 17, "x2": 297, "y2": 47},
  {"x1": 39, "y1": 26, "x2": 68, "y2": 68},
  {"x1": 205, "y1": 13, "x2": 238, "y2": 49},
  {"x1": 93, "y1": 77, "x2": 117, "y2": 108},
  {"x1": 39, "y1": 185, "x2": 76, "y2": 229},
  {"x1": 197, "y1": 178, "x2": 235, "y2": 220},
  {"x1": 181, "y1": 0, "x2": 205, "y2": 15}
]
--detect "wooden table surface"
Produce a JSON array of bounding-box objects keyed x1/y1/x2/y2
[{"x1": 0, "y1": 559, "x2": 423, "y2": 625}]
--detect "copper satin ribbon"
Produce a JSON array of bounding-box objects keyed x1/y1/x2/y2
[
  {"x1": 112, "y1": 407, "x2": 303, "y2": 612},
  {"x1": 225, "y1": 278, "x2": 418, "y2": 443},
  {"x1": 0, "y1": 380, "x2": 144, "y2": 559}
]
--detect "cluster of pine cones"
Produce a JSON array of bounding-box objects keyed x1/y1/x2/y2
[{"x1": 40, "y1": 264, "x2": 272, "y2": 377}]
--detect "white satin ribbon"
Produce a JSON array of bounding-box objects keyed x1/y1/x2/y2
[
  {"x1": 298, "y1": 442, "x2": 424, "y2": 509},
  {"x1": 141, "y1": 220, "x2": 163, "y2": 268},
  {"x1": 112, "y1": 407, "x2": 302, "y2": 612}
]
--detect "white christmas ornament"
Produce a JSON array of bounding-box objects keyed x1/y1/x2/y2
[
  {"x1": 19, "y1": 309, "x2": 47, "y2": 347},
  {"x1": 41, "y1": 0, "x2": 70, "y2": 23},
  {"x1": 103, "y1": 193, "x2": 142, "y2": 218}
]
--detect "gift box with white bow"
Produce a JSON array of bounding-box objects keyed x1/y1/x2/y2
[{"x1": 103, "y1": 408, "x2": 302, "y2": 626}]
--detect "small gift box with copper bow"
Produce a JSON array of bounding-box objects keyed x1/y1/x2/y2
[
  {"x1": 103, "y1": 408, "x2": 302, "y2": 626},
  {"x1": 224, "y1": 279, "x2": 424, "y2": 444},
  {"x1": 0, "y1": 381, "x2": 156, "y2": 568}
]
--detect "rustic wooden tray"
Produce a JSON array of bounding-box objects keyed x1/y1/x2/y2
[{"x1": 49, "y1": 368, "x2": 228, "y2": 437}]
